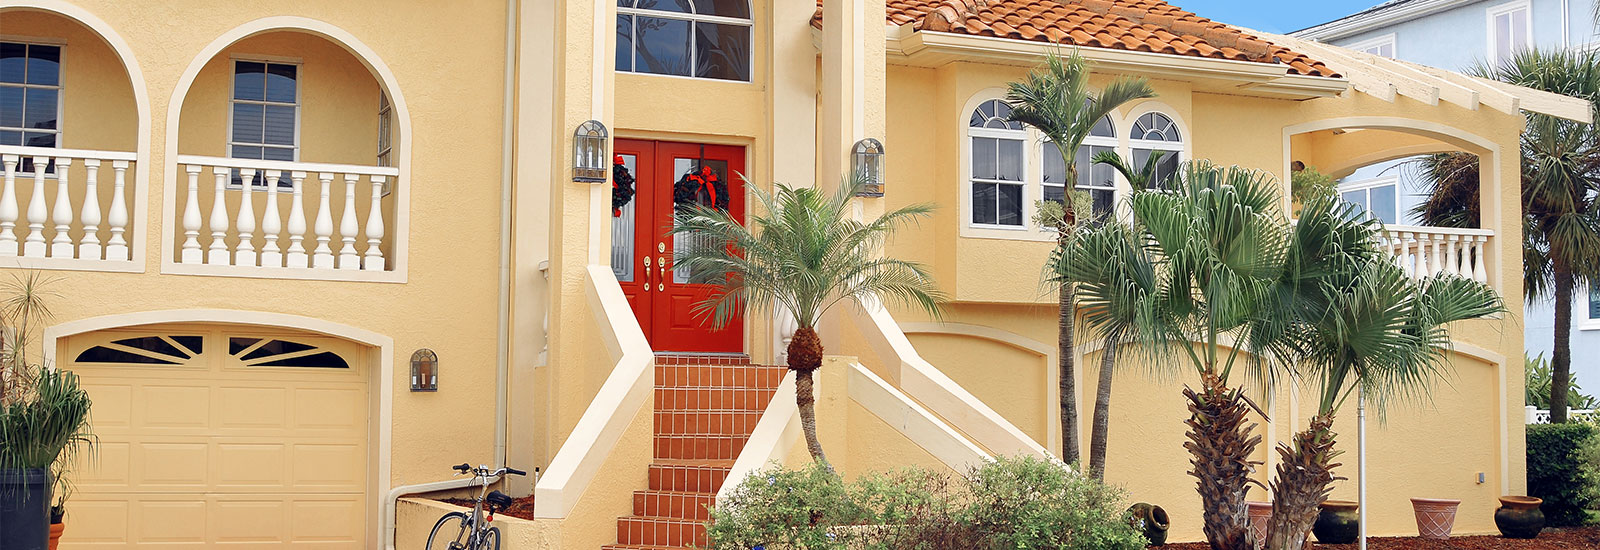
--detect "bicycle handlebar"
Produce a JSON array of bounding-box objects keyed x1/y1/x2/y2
[
  {"x1": 505, "y1": 467, "x2": 527, "y2": 476},
  {"x1": 449, "y1": 463, "x2": 529, "y2": 477},
  {"x1": 453, "y1": 463, "x2": 472, "y2": 473}
]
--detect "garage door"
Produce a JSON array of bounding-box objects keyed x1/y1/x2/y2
[{"x1": 60, "y1": 326, "x2": 368, "y2": 549}]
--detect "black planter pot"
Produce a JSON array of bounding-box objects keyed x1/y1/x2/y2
[
  {"x1": 0, "y1": 468, "x2": 51, "y2": 550},
  {"x1": 1312, "y1": 500, "x2": 1360, "y2": 544},
  {"x1": 1495, "y1": 496, "x2": 1545, "y2": 539},
  {"x1": 1128, "y1": 502, "x2": 1170, "y2": 546}
]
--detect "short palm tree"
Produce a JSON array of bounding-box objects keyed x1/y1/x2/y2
[
  {"x1": 671, "y1": 176, "x2": 943, "y2": 464},
  {"x1": 1006, "y1": 49, "x2": 1156, "y2": 464}
]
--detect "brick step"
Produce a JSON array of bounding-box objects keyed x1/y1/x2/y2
[
  {"x1": 632, "y1": 490, "x2": 716, "y2": 521},
  {"x1": 648, "y1": 460, "x2": 732, "y2": 493},
  {"x1": 654, "y1": 434, "x2": 747, "y2": 461},
  {"x1": 654, "y1": 410, "x2": 764, "y2": 436},
  {"x1": 616, "y1": 515, "x2": 707, "y2": 548},
  {"x1": 600, "y1": 546, "x2": 683, "y2": 550},
  {"x1": 654, "y1": 387, "x2": 776, "y2": 411},
  {"x1": 655, "y1": 363, "x2": 786, "y2": 390},
  {"x1": 654, "y1": 353, "x2": 752, "y2": 366}
]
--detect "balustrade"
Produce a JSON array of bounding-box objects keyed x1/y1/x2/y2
[
  {"x1": 175, "y1": 155, "x2": 397, "y2": 272},
  {"x1": 1380, "y1": 225, "x2": 1493, "y2": 285},
  {"x1": 0, "y1": 145, "x2": 138, "y2": 263}
]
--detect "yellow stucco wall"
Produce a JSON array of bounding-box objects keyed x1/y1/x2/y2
[{"x1": 2, "y1": 10, "x2": 137, "y2": 152}]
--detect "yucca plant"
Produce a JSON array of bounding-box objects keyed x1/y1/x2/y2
[
  {"x1": 672, "y1": 175, "x2": 943, "y2": 464},
  {"x1": 1, "y1": 365, "x2": 94, "y2": 472}
]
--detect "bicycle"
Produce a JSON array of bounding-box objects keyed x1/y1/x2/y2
[{"x1": 425, "y1": 463, "x2": 531, "y2": 550}]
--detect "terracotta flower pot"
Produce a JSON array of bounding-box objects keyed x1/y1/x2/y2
[
  {"x1": 47, "y1": 522, "x2": 63, "y2": 550},
  {"x1": 1246, "y1": 501, "x2": 1273, "y2": 549},
  {"x1": 1410, "y1": 498, "x2": 1461, "y2": 539},
  {"x1": 1494, "y1": 496, "x2": 1545, "y2": 539},
  {"x1": 1312, "y1": 500, "x2": 1360, "y2": 544}
]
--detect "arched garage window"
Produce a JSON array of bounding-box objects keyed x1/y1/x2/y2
[
  {"x1": 968, "y1": 99, "x2": 1025, "y2": 227},
  {"x1": 617, "y1": 0, "x2": 751, "y2": 82}
]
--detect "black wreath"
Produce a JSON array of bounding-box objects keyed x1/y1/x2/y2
[
  {"x1": 673, "y1": 165, "x2": 730, "y2": 211},
  {"x1": 611, "y1": 158, "x2": 636, "y2": 217}
]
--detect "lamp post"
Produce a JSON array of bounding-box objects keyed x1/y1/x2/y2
[{"x1": 574, "y1": 120, "x2": 609, "y2": 183}]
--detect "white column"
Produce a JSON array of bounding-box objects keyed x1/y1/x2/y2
[
  {"x1": 363, "y1": 175, "x2": 386, "y2": 271},
  {"x1": 180, "y1": 165, "x2": 203, "y2": 263},
  {"x1": 79, "y1": 159, "x2": 103, "y2": 260},
  {"x1": 105, "y1": 161, "x2": 129, "y2": 261},
  {"x1": 286, "y1": 171, "x2": 309, "y2": 268},
  {"x1": 1456, "y1": 236, "x2": 1472, "y2": 277},
  {"x1": 1398, "y1": 232, "x2": 1414, "y2": 279},
  {"x1": 234, "y1": 168, "x2": 259, "y2": 267},
  {"x1": 49, "y1": 157, "x2": 74, "y2": 258},
  {"x1": 312, "y1": 172, "x2": 335, "y2": 269},
  {"x1": 23, "y1": 157, "x2": 48, "y2": 257},
  {"x1": 1443, "y1": 235, "x2": 1460, "y2": 277},
  {"x1": 1472, "y1": 235, "x2": 1489, "y2": 283},
  {"x1": 337, "y1": 173, "x2": 359, "y2": 270},
  {"x1": 0, "y1": 155, "x2": 16, "y2": 256},
  {"x1": 1428, "y1": 235, "x2": 1442, "y2": 278},
  {"x1": 207, "y1": 167, "x2": 230, "y2": 265},
  {"x1": 260, "y1": 170, "x2": 284, "y2": 268}
]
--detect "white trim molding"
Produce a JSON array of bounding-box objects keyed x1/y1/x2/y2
[{"x1": 1292, "y1": 0, "x2": 1479, "y2": 41}]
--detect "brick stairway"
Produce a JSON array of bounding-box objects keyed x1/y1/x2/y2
[{"x1": 601, "y1": 354, "x2": 785, "y2": 550}]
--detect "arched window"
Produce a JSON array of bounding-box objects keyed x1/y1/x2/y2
[
  {"x1": 617, "y1": 0, "x2": 752, "y2": 82},
  {"x1": 1130, "y1": 112, "x2": 1183, "y2": 188},
  {"x1": 968, "y1": 99, "x2": 1025, "y2": 227},
  {"x1": 1043, "y1": 116, "x2": 1116, "y2": 220}
]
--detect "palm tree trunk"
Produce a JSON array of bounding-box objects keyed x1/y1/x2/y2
[
  {"x1": 1552, "y1": 265, "x2": 1574, "y2": 424},
  {"x1": 1088, "y1": 338, "x2": 1118, "y2": 479},
  {"x1": 1265, "y1": 415, "x2": 1341, "y2": 550},
  {"x1": 789, "y1": 326, "x2": 829, "y2": 464},
  {"x1": 1060, "y1": 284, "x2": 1080, "y2": 463},
  {"x1": 1186, "y1": 372, "x2": 1262, "y2": 550}
]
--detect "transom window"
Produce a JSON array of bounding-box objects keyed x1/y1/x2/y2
[
  {"x1": 617, "y1": 0, "x2": 752, "y2": 82},
  {"x1": 969, "y1": 99, "x2": 1025, "y2": 227},
  {"x1": 1130, "y1": 112, "x2": 1183, "y2": 189},
  {"x1": 1338, "y1": 176, "x2": 1399, "y2": 225},
  {"x1": 1488, "y1": 2, "x2": 1531, "y2": 66},
  {"x1": 1044, "y1": 116, "x2": 1117, "y2": 220},
  {"x1": 0, "y1": 41, "x2": 62, "y2": 173},
  {"x1": 229, "y1": 59, "x2": 298, "y2": 187}
]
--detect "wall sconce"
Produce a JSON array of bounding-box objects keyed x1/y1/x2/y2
[
  {"x1": 852, "y1": 138, "x2": 885, "y2": 197},
  {"x1": 410, "y1": 349, "x2": 438, "y2": 392},
  {"x1": 574, "y1": 120, "x2": 609, "y2": 183}
]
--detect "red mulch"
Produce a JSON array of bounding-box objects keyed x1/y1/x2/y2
[
  {"x1": 1160, "y1": 527, "x2": 1600, "y2": 550},
  {"x1": 439, "y1": 496, "x2": 538, "y2": 521}
]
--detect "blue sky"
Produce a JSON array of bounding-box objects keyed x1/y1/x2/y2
[{"x1": 1175, "y1": 1, "x2": 1388, "y2": 34}]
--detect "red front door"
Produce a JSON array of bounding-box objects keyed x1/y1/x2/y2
[{"x1": 611, "y1": 139, "x2": 745, "y2": 353}]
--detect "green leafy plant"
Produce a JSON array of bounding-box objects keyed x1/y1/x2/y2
[
  {"x1": 1527, "y1": 352, "x2": 1600, "y2": 409},
  {"x1": 0, "y1": 272, "x2": 92, "y2": 523},
  {"x1": 1526, "y1": 422, "x2": 1600, "y2": 526},
  {"x1": 1289, "y1": 165, "x2": 1337, "y2": 206}
]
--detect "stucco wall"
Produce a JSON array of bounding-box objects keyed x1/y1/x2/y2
[{"x1": 2, "y1": 9, "x2": 138, "y2": 152}]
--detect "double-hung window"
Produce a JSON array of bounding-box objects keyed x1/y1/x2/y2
[
  {"x1": 1488, "y1": 2, "x2": 1531, "y2": 66},
  {"x1": 617, "y1": 0, "x2": 752, "y2": 82},
  {"x1": 1349, "y1": 34, "x2": 1396, "y2": 58},
  {"x1": 1043, "y1": 115, "x2": 1117, "y2": 221},
  {"x1": 377, "y1": 92, "x2": 392, "y2": 167},
  {"x1": 1338, "y1": 176, "x2": 1400, "y2": 225},
  {"x1": 229, "y1": 59, "x2": 298, "y2": 187},
  {"x1": 1129, "y1": 112, "x2": 1183, "y2": 189},
  {"x1": 968, "y1": 99, "x2": 1026, "y2": 227},
  {"x1": 0, "y1": 41, "x2": 62, "y2": 173}
]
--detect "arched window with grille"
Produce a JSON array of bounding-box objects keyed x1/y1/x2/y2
[
  {"x1": 617, "y1": 0, "x2": 752, "y2": 82},
  {"x1": 1129, "y1": 111, "x2": 1183, "y2": 189},
  {"x1": 1043, "y1": 115, "x2": 1116, "y2": 220},
  {"x1": 968, "y1": 99, "x2": 1026, "y2": 227}
]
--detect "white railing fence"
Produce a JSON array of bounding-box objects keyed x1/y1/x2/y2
[
  {"x1": 1525, "y1": 405, "x2": 1597, "y2": 424},
  {"x1": 175, "y1": 155, "x2": 398, "y2": 271},
  {"x1": 0, "y1": 146, "x2": 139, "y2": 263},
  {"x1": 1381, "y1": 225, "x2": 1492, "y2": 284}
]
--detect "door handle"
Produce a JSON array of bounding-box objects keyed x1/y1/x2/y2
[
  {"x1": 657, "y1": 254, "x2": 666, "y2": 291},
  {"x1": 642, "y1": 256, "x2": 651, "y2": 291}
]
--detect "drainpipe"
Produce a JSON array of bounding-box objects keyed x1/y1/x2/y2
[
  {"x1": 1358, "y1": 386, "x2": 1368, "y2": 550},
  {"x1": 382, "y1": 0, "x2": 518, "y2": 547},
  {"x1": 1563, "y1": 0, "x2": 1571, "y2": 48}
]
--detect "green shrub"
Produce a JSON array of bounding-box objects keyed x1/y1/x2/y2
[
  {"x1": 1527, "y1": 422, "x2": 1600, "y2": 526},
  {"x1": 706, "y1": 456, "x2": 1146, "y2": 550}
]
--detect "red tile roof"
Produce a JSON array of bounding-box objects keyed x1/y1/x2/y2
[{"x1": 813, "y1": 0, "x2": 1339, "y2": 78}]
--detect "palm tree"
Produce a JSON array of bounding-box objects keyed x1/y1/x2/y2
[
  {"x1": 1260, "y1": 197, "x2": 1503, "y2": 550},
  {"x1": 671, "y1": 176, "x2": 944, "y2": 464},
  {"x1": 1005, "y1": 49, "x2": 1156, "y2": 463},
  {"x1": 1415, "y1": 48, "x2": 1600, "y2": 423}
]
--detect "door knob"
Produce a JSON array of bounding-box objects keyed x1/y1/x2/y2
[{"x1": 642, "y1": 256, "x2": 651, "y2": 291}]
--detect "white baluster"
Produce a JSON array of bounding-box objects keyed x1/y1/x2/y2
[
  {"x1": 48, "y1": 157, "x2": 74, "y2": 258},
  {"x1": 0, "y1": 155, "x2": 16, "y2": 255},
  {"x1": 1473, "y1": 235, "x2": 1489, "y2": 283},
  {"x1": 363, "y1": 175, "x2": 386, "y2": 271},
  {"x1": 260, "y1": 170, "x2": 283, "y2": 268},
  {"x1": 234, "y1": 168, "x2": 258, "y2": 267},
  {"x1": 286, "y1": 171, "x2": 309, "y2": 268},
  {"x1": 1428, "y1": 234, "x2": 1442, "y2": 279},
  {"x1": 312, "y1": 172, "x2": 335, "y2": 269},
  {"x1": 1442, "y1": 235, "x2": 1460, "y2": 277},
  {"x1": 80, "y1": 160, "x2": 102, "y2": 260},
  {"x1": 105, "y1": 161, "x2": 129, "y2": 261},
  {"x1": 337, "y1": 173, "x2": 359, "y2": 270},
  {"x1": 207, "y1": 167, "x2": 230, "y2": 265},
  {"x1": 180, "y1": 165, "x2": 202, "y2": 263},
  {"x1": 1457, "y1": 236, "x2": 1472, "y2": 277},
  {"x1": 23, "y1": 157, "x2": 48, "y2": 257},
  {"x1": 1397, "y1": 232, "x2": 1414, "y2": 279}
]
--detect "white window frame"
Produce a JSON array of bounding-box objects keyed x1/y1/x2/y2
[
  {"x1": 0, "y1": 37, "x2": 66, "y2": 175},
  {"x1": 968, "y1": 124, "x2": 1029, "y2": 230},
  {"x1": 1042, "y1": 118, "x2": 1118, "y2": 227},
  {"x1": 1337, "y1": 175, "x2": 1401, "y2": 224},
  {"x1": 377, "y1": 91, "x2": 392, "y2": 167},
  {"x1": 1346, "y1": 33, "x2": 1397, "y2": 58},
  {"x1": 1128, "y1": 111, "x2": 1186, "y2": 192},
  {"x1": 616, "y1": 0, "x2": 754, "y2": 83},
  {"x1": 1487, "y1": 1, "x2": 1532, "y2": 66},
  {"x1": 1583, "y1": 284, "x2": 1600, "y2": 331},
  {"x1": 226, "y1": 56, "x2": 302, "y2": 189}
]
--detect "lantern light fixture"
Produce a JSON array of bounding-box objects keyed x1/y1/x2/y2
[
  {"x1": 574, "y1": 120, "x2": 610, "y2": 183},
  {"x1": 410, "y1": 349, "x2": 439, "y2": 392},
  {"x1": 852, "y1": 138, "x2": 885, "y2": 197}
]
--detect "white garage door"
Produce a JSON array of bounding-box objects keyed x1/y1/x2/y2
[{"x1": 60, "y1": 326, "x2": 368, "y2": 549}]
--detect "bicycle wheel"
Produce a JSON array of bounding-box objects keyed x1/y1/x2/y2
[
  {"x1": 480, "y1": 526, "x2": 501, "y2": 550},
  {"x1": 426, "y1": 511, "x2": 471, "y2": 550}
]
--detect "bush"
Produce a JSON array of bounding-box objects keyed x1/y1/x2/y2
[
  {"x1": 1527, "y1": 422, "x2": 1600, "y2": 526},
  {"x1": 706, "y1": 456, "x2": 1146, "y2": 550}
]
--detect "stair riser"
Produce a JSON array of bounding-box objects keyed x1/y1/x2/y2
[
  {"x1": 654, "y1": 435, "x2": 747, "y2": 461},
  {"x1": 654, "y1": 411, "x2": 764, "y2": 436},
  {"x1": 654, "y1": 388, "x2": 775, "y2": 411},
  {"x1": 648, "y1": 464, "x2": 729, "y2": 493},
  {"x1": 616, "y1": 518, "x2": 707, "y2": 547},
  {"x1": 633, "y1": 491, "x2": 715, "y2": 521},
  {"x1": 656, "y1": 364, "x2": 785, "y2": 389}
]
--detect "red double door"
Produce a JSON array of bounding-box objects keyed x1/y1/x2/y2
[{"x1": 611, "y1": 139, "x2": 745, "y2": 353}]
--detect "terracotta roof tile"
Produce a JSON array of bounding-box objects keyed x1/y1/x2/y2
[{"x1": 813, "y1": 0, "x2": 1338, "y2": 77}]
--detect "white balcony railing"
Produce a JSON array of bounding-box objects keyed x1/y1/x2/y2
[
  {"x1": 1381, "y1": 225, "x2": 1492, "y2": 284},
  {"x1": 0, "y1": 146, "x2": 139, "y2": 265},
  {"x1": 174, "y1": 155, "x2": 398, "y2": 273},
  {"x1": 1526, "y1": 406, "x2": 1596, "y2": 424}
]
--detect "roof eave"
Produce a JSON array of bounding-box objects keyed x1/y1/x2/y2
[{"x1": 1291, "y1": 0, "x2": 1477, "y2": 41}]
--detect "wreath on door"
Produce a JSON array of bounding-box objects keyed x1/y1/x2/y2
[
  {"x1": 673, "y1": 164, "x2": 729, "y2": 211},
  {"x1": 611, "y1": 155, "x2": 636, "y2": 217}
]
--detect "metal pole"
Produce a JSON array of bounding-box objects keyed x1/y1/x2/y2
[{"x1": 1358, "y1": 386, "x2": 1368, "y2": 550}]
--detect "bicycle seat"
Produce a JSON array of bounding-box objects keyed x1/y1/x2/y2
[{"x1": 486, "y1": 490, "x2": 514, "y2": 509}]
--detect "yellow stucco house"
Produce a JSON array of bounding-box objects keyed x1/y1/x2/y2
[{"x1": 0, "y1": 0, "x2": 1587, "y2": 548}]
